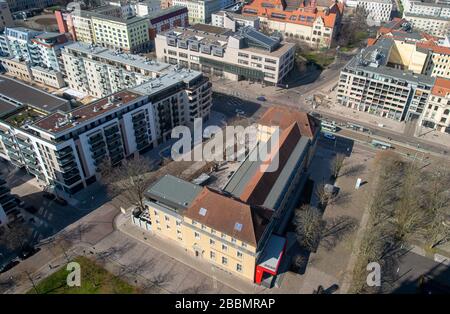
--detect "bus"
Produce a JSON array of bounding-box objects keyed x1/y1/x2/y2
[
  {"x1": 371, "y1": 139, "x2": 391, "y2": 150},
  {"x1": 321, "y1": 120, "x2": 338, "y2": 133}
]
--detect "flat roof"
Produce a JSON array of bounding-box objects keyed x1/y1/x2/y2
[
  {"x1": 0, "y1": 76, "x2": 69, "y2": 113},
  {"x1": 146, "y1": 174, "x2": 203, "y2": 212},
  {"x1": 189, "y1": 23, "x2": 232, "y2": 35},
  {"x1": 0, "y1": 98, "x2": 19, "y2": 118},
  {"x1": 64, "y1": 42, "x2": 172, "y2": 73},
  {"x1": 257, "y1": 234, "x2": 286, "y2": 273}
]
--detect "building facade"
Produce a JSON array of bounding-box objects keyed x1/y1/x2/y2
[
  {"x1": 0, "y1": 69, "x2": 212, "y2": 195},
  {"x1": 140, "y1": 106, "x2": 320, "y2": 285},
  {"x1": 211, "y1": 10, "x2": 260, "y2": 31},
  {"x1": 401, "y1": 0, "x2": 450, "y2": 18},
  {"x1": 171, "y1": 0, "x2": 236, "y2": 23},
  {"x1": 5, "y1": 0, "x2": 57, "y2": 12},
  {"x1": 61, "y1": 42, "x2": 172, "y2": 98},
  {"x1": 403, "y1": 12, "x2": 450, "y2": 38},
  {"x1": 242, "y1": 0, "x2": 344, "y2": 48},
  {"x1": 0, "y1": 1, "x2": 13, "y2": 32},
  {"x1": 155, "y1": 24, "x2": 295, "y2": 85},
  {"x1": 420, "y1": 77, "x2": 450, "y2": 133},
  {"x1": 346, "y1": 0, "x2": 393, "y2": 26}
]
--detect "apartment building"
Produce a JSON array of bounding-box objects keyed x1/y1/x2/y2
[
  {"x1": 403, "y1": 12, "x2": 450, "y2": 38},
  {"x1": 141, "y1": 106, "x2": 320, "y2": 285},
  {"x1": 242, "y1": 0, "x2": 344, "y2": 48},
  {"x1": 0, "y1": 1, "x2": 13, "y2": 32},
  {"x1": 171, "y1": 0, "x2": 236, "y2": 23},
  {"x1": 401, "y1": 0, "x2": 450, "y2": 18},
  {"x1": 62, "y1": 42, "x2": 172, "y2": 98},
  {"x1": 0, "y1": 27, "x2": 42, "y2": 62},
  {"x1": 0, "y1": 69, "x2": 212, "y2": 195},
  {"x1": 346, "y1": 0, "x2": 393, "y2": 26},
  {"x1": 211, "y1": 10, "x2": 260, "y2": 31},
  {"x1": 420, "y1": 77, "x2": 450, "y2": 133},
  {"x1": 147, "y1": 6, "x2": 189, "y2": 42},
  {"x1": 155, "y1": 24, "x2": 296, "y2": 85}
]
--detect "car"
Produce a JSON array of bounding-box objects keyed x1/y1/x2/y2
[
  {"x1": 54, "y1": 197, "x2": 68, "y2": 206},
  {"x1": 0, "y1": 260, "x2": 20, "y2": 273},
  {"x1": 323, "y1": 133, "x2": 336, "y2": 141},
  {"x1": 24, "y1": 205, "x2": 38, "y2": 214},
  {"x1": 19, "y1": 245, "x2": 40, "y2": 261},
  {"x1": 257, "y1": 96, "x2": 266, "y2": 101},
  {"x1": 43, "y1": 192, "x2": 56, "y2": 200}
]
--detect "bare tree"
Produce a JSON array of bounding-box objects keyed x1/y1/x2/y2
[
  {"x1": 0, "y1": 223, "x2": 32, "y2": 251},
  {"x1": 315, "y1": 182, "x2": 332, "y2": 209},
  {"x1": 331, "y1": 153, "x2": 345, "y2": 179},
  {"x1": 293, "y1": 205, "x2": 325, "y2": 252},
  {"x1": 99, "y1": 155, "x2": 154, "y2": 211}
]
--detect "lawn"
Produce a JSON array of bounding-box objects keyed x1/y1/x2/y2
[
  {"x1": 28, "y1": 256, "x2": 140, "y2": 294},
  {"x1": 297, "y1": 50, "x2": 336, "y2": 69}
]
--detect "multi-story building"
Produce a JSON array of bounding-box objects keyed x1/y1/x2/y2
[
  {"x1": 420, "y1": 77, "x2": 450, "y2": 133},
  {"x1": 403, "y1": 12, "x2": 450, "y2": 38},
  {"x1": 401, "y1": 0, "x2": 450, "y2": 18},
  {"x1": 242, "y1": 0, "x2": 344, "y2": 48},
  {"x1": 5, "y1": 0, "x2": 57, "y2": 12},
  {"x1": 171, "y1": 0, "x2": 236, "y2": 23},
  {"x1": 345, "y1": 0, "x2": 393, "y2": 26},
  {"x1": 211, "y1": 10, "x2": 260, "y2": 31},
  {"x1": 0, "y1": 69, "x2": 212, "y2": 195},
  {"x1": 0, "y1": 175, "x2": 18, "y2": 226},
  {"x1": 141, "y1": 106, "x2": 320, "y2": 285},
  {"x1": 62, "y1": 42, "x2": 172, "y2": 98},
  {"x1": 147, "y1": 6, "x2": 189, "y2": 43},
  {"x1": 0, "y1": 28, "x2": 70, "y2": 87},
  {"x1": 155, "y1": 24, "x2": 296, "y2": 85},
  {"x1": 0, "y1": 1, "x2": 13, "y2": 32}
]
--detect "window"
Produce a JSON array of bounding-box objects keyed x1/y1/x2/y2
[
  {"x1": 222, "y1": 257, "x2": 228, "y2": 265},
  {"x1": 201, "y1": 224, "x2": 207, "y2": 230},
  {"x1": 210, "y1": 251, "x2": 215, "y2": 259},
  {"x1": 195, "y1": 232, "x2": 200, "y2": 239},
  {"x1": 236, "y1": 263, "x2": 242, "y2": 272},
  {"x1": 176, "y1": 220, "x2": 182, "y2": 226},
  {"x1": 166, "y1": 225, "x2": 170, "y2": 229},
  {"x1": 231, "y1": 238, "x2": 236, "y2": 244},
  {"x1": 222, "y1": 244, "x2": 228, "y2": 252},
  {"x1": 192, "y1": 220, "x2": 198, "y2": 226},
  {"x1": 165, "y1": 215, "x2": 170, "y2": 221},
  {"x1": 242, "y1": 242, "x2": 247, "y2": 248},
  {"x1": 237, "y1": 251, "x2": 243, "y2": 258},
  {"x1": 154, "y1": 210, "x2": 159, "y2": 216},
  {"x1": 221, "y1": 233, "x2": 226, "y2": 239},
  {"x1": 210, "y1": 239, "x2": 215, "y2": 246}
]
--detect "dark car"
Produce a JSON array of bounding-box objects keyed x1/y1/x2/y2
[
  {"x1": 54, "y1": 197, "x2": 68, "y2": 206},
  {"x1": 24, "y1": 205, "x2": 38, "y2": 214},
  {"x1": 257, "y1": 96, "x2": 266, "y2": 101},
  {"x1": 0, "y1": 260, "x2": 20, "y2": 273},
  {"x1": 19, "y1": 245, "x2": 40, "y2": 261},
  {"x1": 43, "y1": 192, "x2": 56, "y2": 200}
]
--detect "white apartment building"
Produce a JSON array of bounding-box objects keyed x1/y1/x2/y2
[
  {"x1": 403, "y1": 12, "x2": 450, "y2": 38},
  {"x1": 211, "y1": 10, "x2": 260, "y2": 31},
  {"x1": 0, "y1": 0, "x2": 13, "y2": 32},
  {"x1": 0, "y1": 69, "x2": 212, "y2": 195},
  {"x1": 155, "y1": 25, "x2": 295, "y2": 85},
  {"x1": 62, "y1": 42, "x2": 172, "y2": 98},
  {"x1": 171, "y1": 0, "x2": 236, "y2": 23},
  {"x1": 346, "y1": 0, "x2": 393, "y2": 26},
  {"x1": 401, "y1": 0, "x2": 450, "y2": 18}
]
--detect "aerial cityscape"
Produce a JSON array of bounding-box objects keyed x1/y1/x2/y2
[{"x1": 0, "y1": 0, "x2": 449, "y2": 301}]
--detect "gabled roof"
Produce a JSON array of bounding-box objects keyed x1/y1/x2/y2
[
  {"x1": 431, "y1": 77, "x2": 450, "y2": 97},
  {"x1": 184, "y1": 187, "x2": 273, "y2": 247}
]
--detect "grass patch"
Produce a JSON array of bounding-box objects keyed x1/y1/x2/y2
[
  {"x1": 28, "y1": 256, "x2": 140, "y2": 294},
  {"x1": 298, "y1": 51, "x2": 336, "y2": 69}
]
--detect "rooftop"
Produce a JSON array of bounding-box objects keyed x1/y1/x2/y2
[
  {"x1": 213, "y1": 10, "x2": 260, "y2": 21},
  {"x1": 145, "y1": 174, "x2": 203, "y2": 212},
  {"x1": 0, "y1": 99, "x2": 19, "y2": 118},
  {"x1": 63, "y1": 42, "x2": 172, "y2": 73},
  {"x1": 0, "y1": 75, "x2": 69, "y2": 113},
  {"x1": 431, "y1": 77, "x2": 450, "y2": 97}
]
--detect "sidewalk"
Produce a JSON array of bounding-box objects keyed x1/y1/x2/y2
[{"x1": 115, "y1": 212, "x2": 267, "y2": 294}]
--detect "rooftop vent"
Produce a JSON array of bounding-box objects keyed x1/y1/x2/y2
[
  {"x1": 199, "y1": 207, "x2": 207, "y2": 216},
  {"x1": 234, "y1": 222, "x2": 243, "y2": 232}
]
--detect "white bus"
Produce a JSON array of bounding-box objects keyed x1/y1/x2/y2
[{"x1": 321, "y1": 120, "x2": 338, "y2": 133}]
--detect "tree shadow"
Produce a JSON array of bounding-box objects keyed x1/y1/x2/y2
[
  {"x1": 321, "y1": 215, "x2": 358, "y2": 251},
  {"x1": 341, "y1": 163, "x2": 366, "y2": 177},
  {"x1": 177, "y1": 282, "x2": 210, "y2": 294}
]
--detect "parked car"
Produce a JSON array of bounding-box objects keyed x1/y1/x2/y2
[
  {"x1": 43, "y1": 192, "x2": 56, "y2": 200},
  {"x1": 54, "y1": 197, "x2": 68, "y2": 206},
  {"x1": 0, "y1": 260, "x2": 20, "y2": 273},
  {"x1": 19, "y1": 245, "x2": 40, "y2": 261},
  {"x1": 257, "y1": 96, "x2": 266, "y2": 101},
  {"x1": 323, "y1": 133, "x2": 336, "y2": 141}
]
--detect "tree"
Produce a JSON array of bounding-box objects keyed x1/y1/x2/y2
[
  {"x1": 331, "y1": 153, "x2": 345, "y2": 179},
  {"x1": 99, "y1": 155, "x2": 154, "y2": 211},
  {"x1": 315, "y1": 182, "x2": 332, "y2": 209},
  {"x1": 338, "y1": 6, "x2": 369, "y2": 48},
  {"x1": 293, "y1": 205, "x2": 325, "y2": 252},
  {"x1": 0, "y1": 223, "x2": 31, "y2": 251}
]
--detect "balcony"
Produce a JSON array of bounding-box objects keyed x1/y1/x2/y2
[
  {"x1": 62, "y1": 169, "x2": 80, "y2": 180},
  {"x1": 61, "y1": 161, "x2": 77, "y2": 172},
  {"x1": 58, "y1": 155, "x2": 75, "y2": 166},
  {"x1": 91, "y1": 149, "x2": 107, "y2": 160},
  {"x1": 105, "y1": 132, "x2": 120, "y2": 142},
  {"x1": 90, "y1": 140, "x2": 106, "y2": 152},
  {"x1": 0, "y1": 186, "x2": 10, "y2": 197},
  {"x1": 56, "y1": 146, "x2": 73, "y2": 158},
  {"x1": 27, "y1": 167, "x2": 43, "y2": 178},
  {"x1": 132, "y1": 113, "x2": 145, "y2": 122},
  {"x1": 88, "y1": 133, "x2": 104, "y2": 145},
  {"x1": 64, "y1": 175, "x2": 81, "y2": 186},
  {"x1": 0, "y1": 194, "x2": 15, "y2": 207},
  {"x1": 104, "y1": 126, "x2": 119, "y2": 137}
]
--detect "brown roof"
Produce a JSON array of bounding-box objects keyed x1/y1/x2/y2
[
  {"x1": 431, "y1": 77, "x2": 450, "y2": 97},
  {"x1": 258, "y1": 106, "x2": 319, "y2": 138},
  {"x1": 184, "y1": 187, "x2": 273, "y2": 247}
]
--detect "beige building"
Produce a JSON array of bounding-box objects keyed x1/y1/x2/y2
[
  {"x1": 140, "y1": 107, "x2": 320, "y2": 285},
  {"x1": 155, "y1": 24, "x2": 296, "y2": 85},
  {"x1": 403, "y1": 12, "x2": 450, "y2": 38},
  {"x1": 420, "y1": 77, "x2": 450, "y2": 133}
]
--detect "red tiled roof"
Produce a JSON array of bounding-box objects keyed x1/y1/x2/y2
[
  {"x1": 184, "y1": 187, "x2": 273, "y2": 246},
  {"x1": 432, "y1": 77, "x2": 450, "y2": 97}
]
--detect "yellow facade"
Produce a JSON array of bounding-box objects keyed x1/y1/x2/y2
[{"x1": 388, "y1": 40, "x2": 428, "y2": 74}]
